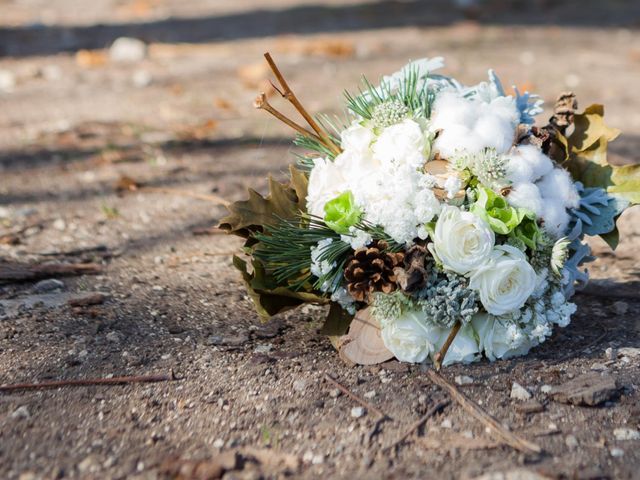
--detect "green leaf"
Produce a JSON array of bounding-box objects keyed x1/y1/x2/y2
[
  {"x1": 471, "y1": 186, "x2": 526, "y2": 234},
  {"x1": 219, "y1": 174, "x2": 303, "y2": 238},
  {"x1": 608, "y1": 164, "x2": 640, "y2": 204},
  {"x1": 600, "y1": 227, "x2": 620, "y2": 250},
  {"x1": 320, "y1": 302, "x2": 354, "y2": 336},
  {"x1": 233, "y1": 255, "x2": 327, "y2": 320}
]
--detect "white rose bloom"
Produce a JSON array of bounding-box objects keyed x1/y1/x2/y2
[
  {"x1": 433, "y1": 323, "x2": 480, "y2": 366},
  {"x1": 340, "y1": 122, "x2": 375, "y2": 153},
  {"x1": 429, "y1": 205, "x2": 495, "y2": 275},
  {"x1": 373, "y1": 119, "x2": 428, "y2": 170},
  {"x1": 472, "y1": 314, "x2": 534, "y2": 361},
  {"x1": 380, "y1": 310, "x2": 441, "y2": 363},
  {"x1": 469, "y1": 245, "x2": 537, "y2": 316},
  {"x1": 306, "y1": 157, "x2": 349, "y2": 218}
]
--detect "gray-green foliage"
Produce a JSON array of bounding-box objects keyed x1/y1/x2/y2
[{"x1": 416, "y1": 270, "x2": 479, "y2": 328}]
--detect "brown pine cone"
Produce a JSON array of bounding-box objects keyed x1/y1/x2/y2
[
  {"x1": 344, "y1": 241, "x2": 404, "y2": 303},
  {"x1": 393, "y1": 244, "x2": 430, "y2": 293},
  {"x1": 549, "y1": 92, "x2": 578, "y2": 133}
]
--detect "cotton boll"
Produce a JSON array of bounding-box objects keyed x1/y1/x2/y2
[
  {"x1": 434, "y1": 124, "x2": 478, "y2": 159},
  {"x1": 431, "y1": 92, "x2": 478, "y2": 129},
  {"x1": 473, "y1": 114, "x2": 515, "y2": 155},
  {"x1": 537, "y1": 168, "x2": 580, "y2": 209},
  {"x1": 541, "y1": 201, "x2": 571, "y2": 238},
  {"x1": 506, "y1": 182, "x2": 543, "y2": 216},
  {"x1": 517, "y1": 145, "x2": 553, "y2": 181},
  {"x1": 504, "y1": 152, "x2": 534, "y2": 183}
]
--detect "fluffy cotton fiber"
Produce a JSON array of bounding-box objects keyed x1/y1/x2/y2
[{"x1": 431, "y1": 92, "x2": 520, "y2": 159}]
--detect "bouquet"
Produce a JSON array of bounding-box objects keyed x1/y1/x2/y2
[{"x1": 221, "y1": 54, "x2": 638, "y2": 368}]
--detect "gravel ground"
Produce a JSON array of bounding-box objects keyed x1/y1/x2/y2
[{"x1": 1, "y1": 1, "x2": 640, "y2": 478}]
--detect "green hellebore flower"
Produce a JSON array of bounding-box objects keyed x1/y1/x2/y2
[
  {"x1": 470, "y1": 186, "x2": 526, "y2": 235},
  {"x1": 323, "y1": 191, "x2": 362, "y2": 234},
  {"x1": 512, "y1": 213, "x2": 542, "y2": 250}
]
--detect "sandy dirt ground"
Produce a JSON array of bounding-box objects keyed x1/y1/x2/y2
[{"x1": 1, "y1": 1, "x2": 640, "y2": 479}]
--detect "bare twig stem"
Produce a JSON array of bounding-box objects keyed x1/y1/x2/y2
[
  {"x1": 139, "y1": 186, "x2": 230, "y2": 207},
  {"x1": 254, "y1": 93, "x2": 322, "y2": 143},
  {"x1": 434, "y1": 321, "x2": 461, "y2": 371},
  {"x1": 0, "y1": 372, "x2": 177, "y2": 392},
  {"x1": 263, "y1": 53, "x2": 341, "y2": 155},
  {"x1": 323, "y1": 373, "x2": 391, "y2": 420},
  {"x1": 426, "y1": 370, "x2": 541, "y2": 454},
  {"x1": 0, "y1": 262, "x2": 102, "y2": 283},
  {"x1": 382, "y1": 399, "x2": 450, "y2": 452}
]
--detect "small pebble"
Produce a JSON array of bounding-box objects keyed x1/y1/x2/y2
[
  {"x1": 363, "y1": 390, "x2": 376, "y2": 399},
  {"x1": 0, "y1": 69, "x2": 16, "y2": 92},
  {"x1": 109, "y1": 37, "x2": 147, "y2": 63},
  {"x1": 510, "y1": 382, "x2": 532, "y2": 401},
  {"x1": 591, "y1": 362, "x2": 608, "y2": 371},
  {"x1": 540, "y1": 385, "x2": 552, "y2": 394},
  {"x1": 212, "y1": 438, "x2": 224, "y2": 448},
  {"x1": 106, "y1": 332, "x2": 120, "y2": 343},
  {"x1": 293, "y1": 379, "x2": 307, "y2": 393},
  {"x1": 565, "y1": 434, "x2": 579, "y2": 449},
  {"x1": 351, "y1": 406, "x2": 366, "y2": 418},
  {"x1": 610, "y1": 447, "x2": 624, "y2": 458},
  {"x1": 33, "y1": 278, "x2": 65, "y2": 293},
  {"x1": 11, "y1": 406, "x2": 30, "y2": 419},
  {"x1": 253, "y1": 344, "x2": 272, "y2": 354},
  {"x1": 613, "y1": 428, "x2": 640, "y2": 441},
  {"x1": 441, "y1": 418, "x2": 453, "y2": 429},
  {"x1": 611, "y1": 301, "x2": 629, "y2": 315},
  {"x1": 455, "y1": 375, "x2": 474, "y2": 385},
  {"x1": 311, "y1": 454, "x2": 324, "y2": 465},
  {"x1": 329, "y1": 389, "x2": 341, "y2": 398},
  {"x1": 605, "y1": 347, "x2": 617, "y2": 361}
]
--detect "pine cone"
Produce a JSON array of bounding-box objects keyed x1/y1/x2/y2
[
  {"x1": 549, "y1": 92, "x2": 578, "y2": 133},
  {"x1": 393, "y1": 244, "x2": 430, "y2": 293},
  {"x1": 344, "y1": 241, "x2": 404, "y2": 303}
]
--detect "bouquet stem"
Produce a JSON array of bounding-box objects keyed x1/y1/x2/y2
[{"x1": 434, "y1": 321, "x2": 461, "y2": 371}]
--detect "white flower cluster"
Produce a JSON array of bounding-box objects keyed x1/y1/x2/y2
[{"x1": 303, "y1": 56, "x2": 590, "y2": 365}]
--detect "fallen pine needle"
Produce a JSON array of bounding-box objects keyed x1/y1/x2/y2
[
  {"x1": 323, "y1": 373, "x2": 391, "y2": 420},
  {"x1": 0, "y1": 371, "x2": 177, "y2": 392},
  {"x1": 382, "y1": 399, "x2": 449, "y2": 452},
  {"x1": 427, "y1": 370, "x2": 541, "y2": 454}
]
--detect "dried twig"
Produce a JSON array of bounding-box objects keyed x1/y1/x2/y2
[
  {"x1": 254, "y1": 93, "x2": 321, "y2": 142},
  {"x1": 0, "y1": 372, "x2": 176, "y2": 392},
  {"x1": 323, "y1": 373, "x2": 391, "y2": 420},
  {"x1": 263, "y1": 53, "x2": 341, "y2": 155},
  {"x1": 382, "y1": 399, "x2": 450, "y2": 452},
  {"x1": 433, "y1": 321, "x2": 461, "y2": 371},
  {"x1": 427, "y1": 370, "x2": 541, "y2": 454},
  {"x1": 0, "y1": 262, "x2": 102, "y2": 283}
]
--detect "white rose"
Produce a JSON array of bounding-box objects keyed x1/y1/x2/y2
[
  {"x1": 373, "y1": 119, "x2": 428, "y2": 170},
  {"x1": 429, "y1": 205, "x2": 495, "y2": 275},
  {"x1": 433, "y1": 323, "x2": 480, "y2": 366},
  {"x1": 380, "y1": 310, "x2": 441, "y2": 363},
  {"x1": 341, "y1": 122, "x2": 375, "y2": 153},
  {"x1": 469, "y1": 245, "x2": 537, "y2": 316},
  {"x1": 472, "y1": 313, "x2": 533, "y2": 361},
  {"x1": 306, "y1": 157, "x2": 349, "y2": 218}
]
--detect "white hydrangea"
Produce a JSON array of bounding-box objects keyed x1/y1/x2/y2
[
  {"x1": 340, "y1": 227, "x2": 372, "y2": 250},
  {"x1": 372, "y1": 119, "x2": 429, "y2": 170},
  {"x1": 330, "y1": 287, "x2": 356, "y2": 315},
  {"x1": 310, "y1": 238, "x2": 336, "y2": 290}
]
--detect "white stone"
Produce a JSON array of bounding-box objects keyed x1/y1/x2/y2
[
  {"x1": 455, "y1": 375, "x2": 474, "y2": 385},
  {"x1": 590, "y1": 362, "x2": 607, "y2": 371},
  {"x1": 510, "y1": 382, "x2": 532, "y2": 401},
  {"x1": 329, "y1": 389, "x2": 341, "y2": 398},
  {"x1": 565, "y1": 434, "x2": 578, "y2": 449},
  {"x1": 106, "y1": 332, "x2": 120, "y2": 342},
  {"x1": 253, "y1": 344, "x2": 272, "y2": 354},
  {"x1": 11, "y1": 406, "x2": 30, "y2": 419},
  {"x1": 350, "y1": 406, "x2": 365, "y2": 418},
  {"x1": 311, "y1": 454, "x2": 324, "y2": 465},
  {"x1": 613, "y1": 428, "x2": 640, "y2": 441},
  {"x1": 610, "y1": 447, "x2": 624, "y2": 457},
  {"x1": 293, "y1": 379, "x2": 306, "y2": 392},
  {"x1": 212, "y1": 438, "x2": 224, "y2": 448},
  {"x1": 109, "y1": 37, "x2": 147, "y2": 63},
  {"x1": 618, "y1": 347, "x2": 640, "y2": 358},
  {"x1": 0, "y1": 69, "x2": 16, "y2": 92},
  {"x1": 132, "y1": 70, "x2": 152, "y2": 87},
  {"x1": 441, "y1": 418, "x2": 453, "y2": 429},
  {"x1": 540, "y1": 384, "x2": 552, "y2": 394},
  {"x1": 363, "y1": 390, "x2": 376, "y2": 399}
]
